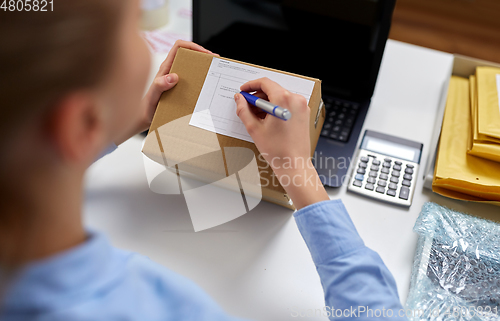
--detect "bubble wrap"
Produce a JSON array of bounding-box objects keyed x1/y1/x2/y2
[{"x1": 406, "y1": 202, "x2": 500, "y2": 321}]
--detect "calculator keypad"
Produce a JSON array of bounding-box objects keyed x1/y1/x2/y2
[{"x1": 348, "y1": 150, "x2": 418, "y2": 207}]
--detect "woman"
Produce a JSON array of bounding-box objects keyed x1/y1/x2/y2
[{"x1": 0, "y1": 0, "x2": 406, "y2": 320}]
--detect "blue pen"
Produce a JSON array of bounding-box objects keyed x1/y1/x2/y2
[{"x1": 239, "y1": 91, "x2": 292, "y2": 121}]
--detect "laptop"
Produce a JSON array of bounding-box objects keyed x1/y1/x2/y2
[{"x1": 193, "y1": 0, "x2": 396, "y2": 187}]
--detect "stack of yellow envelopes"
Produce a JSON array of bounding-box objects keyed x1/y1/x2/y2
[
  {"x1": 468, "y1": 67, "x2": 500, "y2": 162},
  {"x1": 432, "y1": 75, "x2": 500, "y2": 205}
]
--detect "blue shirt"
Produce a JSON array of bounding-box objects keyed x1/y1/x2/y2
[{"x1": 1, "y1": 200, "x2": 406, "y2": 320}]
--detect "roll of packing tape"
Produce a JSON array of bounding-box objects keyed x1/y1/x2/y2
[{"x1": 141, "y1": 0, "x2": 169, "y2": 30}]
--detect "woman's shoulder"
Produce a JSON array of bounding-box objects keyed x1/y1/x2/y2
[{"x1": 2, "y1": 230, "x2": 238, "y2": 321}]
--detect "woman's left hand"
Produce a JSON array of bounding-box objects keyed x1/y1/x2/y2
[{"x1": 141, "y1": 40, "x2": 217, "y2": 128}]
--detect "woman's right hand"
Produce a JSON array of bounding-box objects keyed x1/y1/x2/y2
[
  {"x1": 234, "y1": 78, "x2": 311, "y2": 169},
  {"x1": 234, "y1": 78, "x2": 330, "y2": 209}
]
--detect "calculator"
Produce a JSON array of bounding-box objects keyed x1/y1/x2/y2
[{"x1": 347, "y1": 130, "x2": 423, "y2": 207}]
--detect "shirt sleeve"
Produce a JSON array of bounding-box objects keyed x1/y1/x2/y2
[{"x1": 293, "y1": 199, "x2": 407, "y2": 320}]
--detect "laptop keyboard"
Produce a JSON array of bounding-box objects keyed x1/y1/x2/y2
[{"x1": 320, "y1": 96, "x2": 360, "y2": 142}]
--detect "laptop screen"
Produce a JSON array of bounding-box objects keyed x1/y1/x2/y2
[{"x1": 193, "y1": 0, "x2": 395, "y2": 101}]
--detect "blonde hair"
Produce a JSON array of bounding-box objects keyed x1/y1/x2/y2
[{"x1": 0, "y1": 0, "x2": 126, "y2": 144}]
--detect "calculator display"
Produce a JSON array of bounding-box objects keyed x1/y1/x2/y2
[{"x1": 360, "y1": 132, "x2": 422, "y2": 163}]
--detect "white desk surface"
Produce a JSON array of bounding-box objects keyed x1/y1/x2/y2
[{"x1": 84, "y1": 7, "x2": 500, "y2": 320}]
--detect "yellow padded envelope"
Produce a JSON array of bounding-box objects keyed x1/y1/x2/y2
[
  {"x1": 433, "y1": 76, "x2": 500, "y2": 205},
  {"x1": 468, "y1": 73, "x2": 500, "y2": 163},
  {"x1": 477, "y1": 67, "x2": 500, "y2": 140}
]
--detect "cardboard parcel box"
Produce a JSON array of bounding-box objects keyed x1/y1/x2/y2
[{"x1": 142, "y1": 48, "x2": 324, "y2": 210}]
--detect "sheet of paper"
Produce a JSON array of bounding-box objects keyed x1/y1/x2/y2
[{"x1": 189, "y1": 58, "x2": 315, "y2": 143}]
